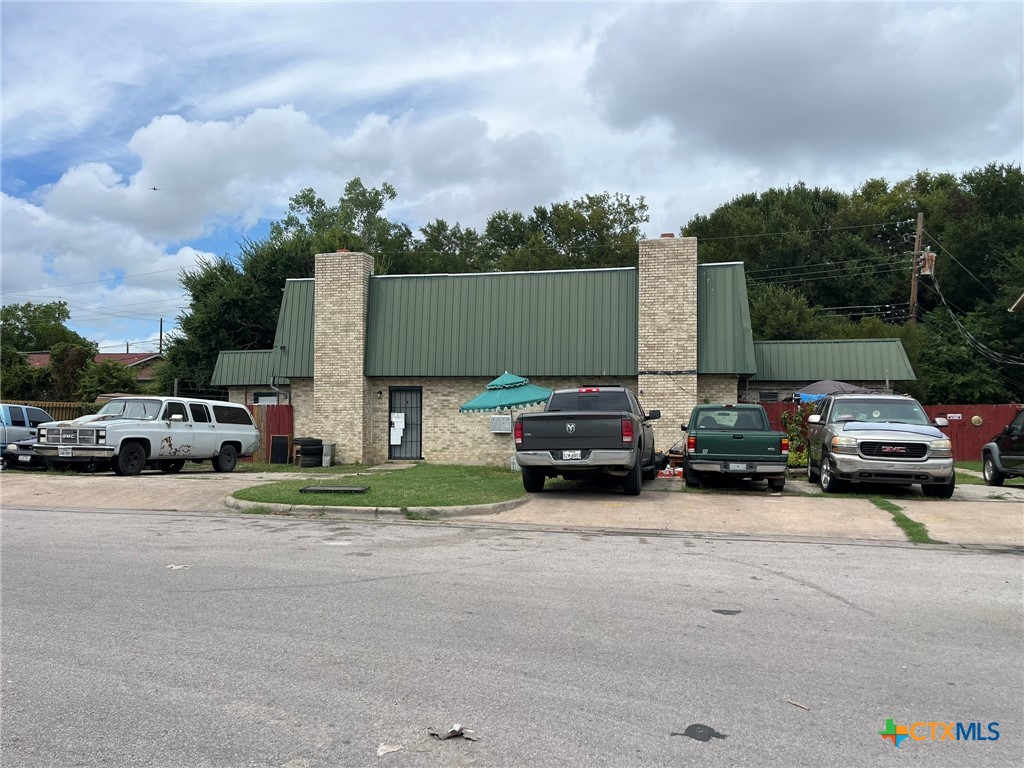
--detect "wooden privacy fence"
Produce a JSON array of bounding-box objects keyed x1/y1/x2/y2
[
  {"x1": 2, "y1": 400, "x2": 98, "y2": 421},
  {"x1": 247, "y1": 404, "x2": 294, "y2": 463},
  {"x1": 760, "y1": 402, "x2": 1021, "y2": 462}
]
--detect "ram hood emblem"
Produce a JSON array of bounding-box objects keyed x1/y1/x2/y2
[{"x1": 566, "y1": 423, "x2": 576, "y2": 434}]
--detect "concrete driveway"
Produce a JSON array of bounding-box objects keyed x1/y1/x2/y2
[{"x1": 2, "y1": 467, "x2": 1021, "y2": 548}]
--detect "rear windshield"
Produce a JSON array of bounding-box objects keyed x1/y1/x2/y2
[
  {"x1": 693, "y1": 408, "x2": 767, "y2": 430},
  {"x1": 828, "y1": 399, "x2": 929, "y2": 425},
  {"x1": 547, "y1": 391, "x2": 630, "y2": 413}
]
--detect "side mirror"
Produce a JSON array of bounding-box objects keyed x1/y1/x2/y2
[
  {"x1": 680, "y1": 423, "x2": 689, "y2": 432},
  {"x1": 933, "y1": 417, "x2": 949, "y2": 427},
  {"x1": 169, "y1": 414, "x2": 184, "y2": 422},
  {"x1": 647, "y1": 410, "x2": 661, "y2": 421},
  {"x1": 807, "y1": 414, "x2": 821, "y2": 424}
]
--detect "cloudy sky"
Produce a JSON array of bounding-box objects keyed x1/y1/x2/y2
[{"x1": 2, "y1": 1, "x2": 1021, "y2": 353}]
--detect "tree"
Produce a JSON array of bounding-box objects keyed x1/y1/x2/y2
[
  {"x1": 0, "y1": 301, "x2": 95, "y2": 353},
  {"x1": 0, "y1": 345, "x2": 46, "y2": 400},
  {"x1": 77, "y1": 360, "x2": 140, "y2": 402},
  {"x1": 47, "y1": 343, "x2": 94, "y2": 401}
]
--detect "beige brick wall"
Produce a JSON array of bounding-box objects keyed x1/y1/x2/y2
[
  {"x1": 313, "y1": 252, "x2": 374, "y2": 463},
  {"x1": 366, "y1": 376, "x2": 638, "y2": 466},
  {"x1": 290, "y1": 378, "x2": 315, "y2": 438},
  {"x1": 638, "y1": 236, "x2": 698, "y2": 451},
  {"x1": 697, "y1": 375, "x2": 739, "y2": 404},
  {"x1": 226, "y1": 386, "x2": 290, "y2": 406}
]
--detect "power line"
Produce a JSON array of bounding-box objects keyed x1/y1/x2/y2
[
  {"x1": 742, "y1": 250, "x2": 914, "y2": 277},
  {"x1": 749, "y1": 264, "x2": 911, "y2": 287},
  {"x1": 2, "y1": 266, "x2": 187, "y2": 295},
  {"x1": 922, "y1": 228, "x2": 997, "y2": 298}
]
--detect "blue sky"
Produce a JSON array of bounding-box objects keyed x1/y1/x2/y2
[{"x1": 2, "y1": 1, "x2": 1021, "y2": 353}]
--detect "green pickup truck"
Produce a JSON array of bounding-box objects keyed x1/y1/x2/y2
[{"x1": 680, "y1": 404, "x2": 789, "y2": 491}]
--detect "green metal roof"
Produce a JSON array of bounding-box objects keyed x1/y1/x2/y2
[
  {"x1": 210, "y1": 350, "x2": 275, "y2": 387},
  {"x1": 751, "y1": 339, "x2": 917, "y2": 382},
  {"x1": 697, "y1": 263, "x2": 757, "y2": 375},
  {"x1": 272, "y1": 279, "x2": 315, "y2": 378},
  {"x1": 364, "y1": 269, "x2": 638, "y2": 377}
]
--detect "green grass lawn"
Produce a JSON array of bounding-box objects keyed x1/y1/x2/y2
[{"x1": 233, "y1": 463, "x2": 526, "y2": 508}]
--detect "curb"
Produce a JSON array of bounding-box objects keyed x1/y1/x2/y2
[{"x1": 222, "y1": 494, "x2": 529, "y2": 520}]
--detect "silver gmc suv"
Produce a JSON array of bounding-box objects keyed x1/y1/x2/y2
[{"x1": 806, "y1": 393, "x2": 954, "y2": 497}]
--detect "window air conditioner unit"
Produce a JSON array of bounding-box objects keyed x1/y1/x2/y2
[{"x1": 490, "y1": 415, "x2": 512, "y2": 434}]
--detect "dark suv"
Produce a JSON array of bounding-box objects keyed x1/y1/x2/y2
[{"x1": 982, "y1": 409, "x2": 1024, "y2": 486}]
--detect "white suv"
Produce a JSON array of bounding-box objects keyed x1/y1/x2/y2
[{"x1": 34, "y1": 396, "x2": 260, "y2": 475}]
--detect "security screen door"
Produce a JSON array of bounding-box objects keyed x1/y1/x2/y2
[{"x1": 388, "y1": 388, "x2": 422, "y2": 460}]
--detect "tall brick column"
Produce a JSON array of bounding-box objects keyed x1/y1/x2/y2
[
  {"x1": 638, "y1": 235, "x2": 698, "y2": 450},
  {"x1": 314, "y1": 250, "x2": 374, "y2": 463}
]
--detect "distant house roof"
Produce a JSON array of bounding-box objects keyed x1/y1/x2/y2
[
  {"x1": 26, "y1": 352, "x2": 163, "y2": 381},
  {"x1": 210, "y1": 350, "x2": 280, "y2": 387},
  {"x1": 697, "y1": 263, "x2": 757, "y2": 375},
  {"x1": 751, "y1": 339, "x2": 916, "y2": 382}
]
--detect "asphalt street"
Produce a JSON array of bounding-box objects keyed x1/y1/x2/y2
[{"x1": 2, "y1": 507, "x2": 1021, "y2": 767}]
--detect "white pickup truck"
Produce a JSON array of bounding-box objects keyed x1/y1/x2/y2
[{"x1": 34, "y1": 396, "x2": 260, "y2": 475}]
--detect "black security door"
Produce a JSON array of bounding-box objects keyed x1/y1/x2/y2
[{"x1": 389, "y1": 388, "x2": 423, "y2": 460}]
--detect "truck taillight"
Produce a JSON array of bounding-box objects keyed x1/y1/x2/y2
[
  {"x1": 781, "y1": 437, "x2": 790, "y2": 455},
  {"x1": 514, "y1": 421, "x2": 523, "y2": 445},
  {"x1": 621, "y1": 418, "x2": 634, "y2": 444},
  {"x1": 687, "y1": 435, "x2": 696, "y2": 453},
  {"x1": 579, "y1": 387, "x2": 601, "y2": 393}
]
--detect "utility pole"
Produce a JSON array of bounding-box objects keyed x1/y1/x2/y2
[
  {"x1": 159, "y1": 318, "x2": 163, "y2": 354},
  {"x1": 909, "y1": 212, "x2": 924, "y2": 326},
  {"x1": 125, "y1": 341, "x2": 130, "y2": 353}
]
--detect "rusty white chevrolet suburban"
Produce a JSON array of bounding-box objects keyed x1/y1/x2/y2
[{"x1": 34, "y1": 396, "x2": 259, "y2": 475}]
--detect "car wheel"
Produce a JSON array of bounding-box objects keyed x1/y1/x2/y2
[
  {"x1": 922, "y1": 472, "x2": 956, "y2": 499},
  {"x1": 622, "y1": 458, "x2": 643, "y2": 496},
  {"x1": 212, "y1": 444, "x2": 238, "y2": 473},
  {"x1": 983, "y1": 455, "x2": 1004, "y2": 487},
  {"x1": 522, "y1": 466, "x2": 545, "y2": 493},
  {"x1": 115, "y1": 442, "x2": 147, "y2": 476},
  {"x1": 159, "y1": 460, "x2": 185, "y2": 474},
  {"x1": 819, "y1": 454, "x2": 845, "y2": 494},
  {"x1": 769, "y1": 477, "x2": 786, "y2": 493},
  {"x1": 683, "y1": 461, "x2": 702, "y2": 488}
]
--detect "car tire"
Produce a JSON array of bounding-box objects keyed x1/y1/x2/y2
[
  {"x1": 522, "y1": 466, "x2": 545, "y2": 493},
  {"x1": 299, "y1": 455, "x2": 320, "y2": 468},
  {"x1": 769, "y1": 477, "x2": 786, "y2": 493},
  {"x1": 159, "y1": 460, "x2": 185, "y2": 474},
  {"x1": 983, "y1": 455, "x2": 1005, "y2": 487},
  {"x1": 642, "y1": 461, "x2": 659, "y2": 481},
  {"x1": 212, "y1": 444, "x2": 238, "y2": 473},
  {"x1": 622, "y1": 458, "x2": 642, "y2": 496},
  {"x1": 819, "y1": 454, "x2": 846, "y2": 494},
  {"x1": 683, "y1": 461, "x2": 702, "y2": 488},
  {"x1": 115, "y1": 442, "x2": 147, "y2": 476},
  {"x1": 922, "y1": 472, "x2": 956, "y2": 499}
]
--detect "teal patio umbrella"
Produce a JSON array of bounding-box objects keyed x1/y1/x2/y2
[{"x1": 459, "y1": 372, "x2": 552, "y2": 413}]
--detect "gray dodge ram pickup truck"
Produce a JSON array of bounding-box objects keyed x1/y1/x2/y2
[{"x1": 514, "y1": 386, "x2": 660, "y2": 496}]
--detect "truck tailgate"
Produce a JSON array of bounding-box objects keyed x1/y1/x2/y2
[
  {"x1": 694, "y1": 432, "x2": 782, "y2": 461},
  {"x1": 518, "y1": 412, "x2": 627, "y2": 451}
]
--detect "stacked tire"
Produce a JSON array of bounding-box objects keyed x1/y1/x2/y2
[{"x1": 293, "y1": 437, "x2": 323, "y2": 468}]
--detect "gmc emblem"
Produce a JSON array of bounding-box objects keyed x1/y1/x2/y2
[
  {"x1": 566, "y1": 423, "x2": 576, "y2": 434},
  {"x1": 881, "y1": 445, "x2": 907, "y2": 454}
]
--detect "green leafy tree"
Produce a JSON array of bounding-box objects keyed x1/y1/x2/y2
[
  {"x1": 0, "y1": 301, "x2": 95, "y2": 353},
  {"x1": 0, "y1": 345, "x2": 42, "y2": 399},
  {"x1": 77, "y1": 360, "x2": 140, "y2": 402},
  {"x1": 48, "y1": 343, "x2": 94, "y2": 401}
]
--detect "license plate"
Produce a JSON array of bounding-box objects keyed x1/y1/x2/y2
[
  {"x1": 728, "y1": 462, "x2": 746, "y2": 471},
  {"x1": 563, "y1": 450, "x2": 582, "y2": 460},
  {"x1": 58, "y1": 447, "x2": 72, "y2": 458},
  {"x1": 18, "y1": 455, "x2": 31, "y2": 462}
]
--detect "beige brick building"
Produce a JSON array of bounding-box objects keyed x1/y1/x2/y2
[{"x1": 214, "y1": 236, "x2": 761, "y2": 465}]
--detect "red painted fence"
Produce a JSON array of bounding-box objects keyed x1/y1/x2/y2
[
  {"x1": 247, "y1": 404, "x2": 294, "y2": 463},
  {"x1": 760, "y1": 402, "x2": 1021, "y2": 462}
]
